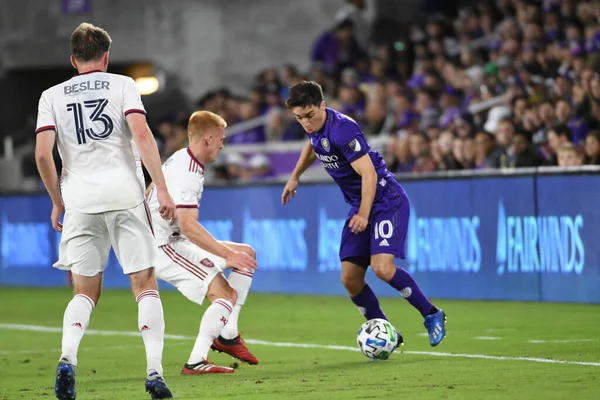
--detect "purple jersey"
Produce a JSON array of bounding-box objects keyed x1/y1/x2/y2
[{"x1": 309, "y1": 108, "x2": 405, "y2": 209}]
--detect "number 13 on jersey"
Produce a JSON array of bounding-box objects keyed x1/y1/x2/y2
[{"x1": 66, "y1": 98, "x2": 113, "y2": 144}]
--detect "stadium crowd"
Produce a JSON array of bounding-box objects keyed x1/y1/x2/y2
[{"x1": 153, "y1": 0, "x2": 600, "y2": 181}]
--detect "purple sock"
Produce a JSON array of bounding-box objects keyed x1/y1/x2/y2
[
  {"x1": 350, "y1": 284, "x2": 387, "y2": 320},
  {"x1": 387, "y1": 267, "x2": 434, "y2": 316}
]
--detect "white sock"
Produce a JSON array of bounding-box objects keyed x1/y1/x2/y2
[
  {"x1": 60, "y1": 294, "x2": 95, "y2": 366},
  {"x1": 136, "y1": 290, "x2": 165, "y2": 376},
  {"x1": 221, "y1": 270, "x2": 253, "y2": 340},
  {"x1": 188, "y1": 298, "x2": 233, "y2": 365}
]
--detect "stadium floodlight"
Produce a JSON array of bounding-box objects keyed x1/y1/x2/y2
[{"x1": 135, "y1": 76, "x2": 159, "y2": 95}]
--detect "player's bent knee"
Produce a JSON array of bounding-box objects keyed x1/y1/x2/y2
[
  {"x1": 243, "y1": 244, "x2": 256, "y2": 259},
  {"x1": 371, "y1": 262, "x2": 395, "y2": 282},
  {"x1": 340, "y1": 273, "x2": 365, "y2": 296},
  {"x1": 128, "y1": 267, "x2": 158, "y2": 296},
  {"x1": 207, "y1": 274, "x2": 238, "y2": 304},
  {"x1": 72, "y1": 272, "x2": 103, "y2": 304},
  {"x1": 227, "y1": 286, "x2": 238, "y2": 305},
  {"x1": 209, "y1": 286, "x2": 237, "y2": 305}
]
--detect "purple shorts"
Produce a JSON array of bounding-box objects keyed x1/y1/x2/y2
[{"x1": 339, "y1": 193, "x2": 410, "y2": 265}]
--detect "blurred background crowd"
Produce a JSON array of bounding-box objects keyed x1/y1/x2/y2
[
  {"x1": 152, "y1": 0, "x2": 600, "y2": 182},
  {"x1": 5, "y1": 0, "x2": 600, "y2": 188}
]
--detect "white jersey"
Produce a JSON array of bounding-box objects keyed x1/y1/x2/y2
[
  {"x1": 36, "y1": 70, "x2": 147, "y2": 213},
  {"x1": 147, "y1": 148, "x2": 205, "y2": 246}
]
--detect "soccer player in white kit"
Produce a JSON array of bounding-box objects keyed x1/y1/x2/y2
[
  {"x1": 34, "y1": 23, "x2": 176, "y2": 400},
  {"x1": 146, "y1": 111, "x2": 259, "y2": 374}
]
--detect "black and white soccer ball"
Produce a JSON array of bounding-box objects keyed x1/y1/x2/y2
[{"x1": 357, "y1": 318, "x2": 399, "y2": 360}]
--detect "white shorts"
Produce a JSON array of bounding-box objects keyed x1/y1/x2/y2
[
  {"x1": 53, "y1": 202, "x2": 158, "y2": 276},
  {"x1": 155, "y1": 239, "x2": 227, "y2": 305}
]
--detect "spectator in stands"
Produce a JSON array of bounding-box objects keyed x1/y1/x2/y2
[
  {"x1": 555, "y1": 98, "x2": 589, "y2": 146},
  {"x1": 460, "y1": 137, "x2": 476, "y2": 169},
  {"x1": 436, "y1": 130, "x2": 461, "y2": 170},
  {"x1": 409, "y1": 134, "x2": 436, "y2": 173},
  {"x1": 505, "y1": 130, "x2": 541, "y2": 168},
  {"x1": 268, "y1": 109, "x2": 305, "y2": 142},
  {"x1": 332, "y1": 83, "x2": 366, "y2": 127},
  {"x1": 557, "y1": 142, "x2": 583, "y2": 167},
  {"x1": 363, "y1": 79, "x2": 387, "y2": 135},
  {"x1": 280, "y1": 64, "x2": 303, "y2": 100},
  {"x1": 474, "y1": 131, "x2": 498, "y2": 169},
  {"x1": 224, "y1": 153, "x2": 246, "y2": 181},
  {"x1": 415, "y1": 89, "x2": 441, "y2": 131},
  {"x1": 546, "y1": 124, "x2": 574, "y2": 166},
  {"x1": 334, "y1": 0, "x2": 374, "y2": 51},
  {"x1": 583, "y1": 130, "x2": 600, "y2": 164},
  {"x1": 387, "y1": 137, "x2": 412, "y2": 173},
  {"x1": 491, "y1": 118, "x2": 515, "y2": 165},
  {"x1": 245, "y1": 153, "x2": 274, "y2": 181},
  {"x1": 228, "y1": 99, "x2": 266, "y2": 144},
  {"x1": 311, "y1": 18, "x2": 362, "y2": 80},
  {"x1": 162, "y1": 117, "x2": 189, "y2": 160},
  {"x1": 139, "y1": 0, "x2": 600, "y2": 183}
]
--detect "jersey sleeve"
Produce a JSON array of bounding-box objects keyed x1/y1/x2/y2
[
  {"x1": 332, "y1": 120, "x2": 369, "y2": 163},
  {"x1": 35, "y1": 91, "x2": 56, "y2": 135},
  {"x1": 171, "y1": 172, "x2": 204, "y2": 209},
  {"x1": 123, "y1": 78, "x2": 147, "y2": 117}
]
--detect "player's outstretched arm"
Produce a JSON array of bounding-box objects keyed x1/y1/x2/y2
[
  {"x1": 282, "y1": 139, "x2": 317, "y2": 205},
  {"x1": 178, "y1": 208, "x2": 258, "y2": 271},
  {"x1": 127, "y1": 113, "x2": 175, "y2": 220},
  {"x1": 35, "y1": 130, "x2": 64, "y2": 232},
  {"x1": 348, "y1": 154, "x2": 378, "y2": 233}
]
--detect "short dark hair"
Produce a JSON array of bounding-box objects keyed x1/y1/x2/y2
[
  {"x1": 514, "y1": 129, "x2": 532, "y2": 143},
  {"x1": 285, "y1": 81, "x2": 324, "y2": 109},
  {"x1": 549, "y1": 123, "x2": 573, "y2": 141},
  {"x1": 70, "y1": 23, "x2": 112, "y2": 62}
]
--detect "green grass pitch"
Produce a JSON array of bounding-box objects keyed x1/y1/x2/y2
[{"x1": 0, "y1": 287, "x2": 598, "y2": 399}]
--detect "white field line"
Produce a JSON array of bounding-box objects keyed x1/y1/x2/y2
[
  {"x1": 474, "y1": 336, "x2": 503, "y2": 340},
  {"x1": 528, "y1": 339, "x2": 597, "y2": 344},
  {"x1": 1, "y1": 323, "x2": 599, "y2": 367}
]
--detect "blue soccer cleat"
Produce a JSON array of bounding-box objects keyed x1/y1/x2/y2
[
  {"x1": 424, "y1": 309, "x2": 447, "y2": 346},
  {"x1": 145, "y1": 372, "x2": 173, "y2": 399},
  {"x1": 55, "y1": 358, "x2": 76, "y2": 400}
]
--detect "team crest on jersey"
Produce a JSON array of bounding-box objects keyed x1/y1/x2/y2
[
  {"x1": 348, "y1": 138, "x2": 362, "y2": 152},
  {"x1": 200, "y1": 258, "x2": 214, "y2": 268},
  {"x1": 321, "y1": 138, "x2": 330, "y2": 152}
]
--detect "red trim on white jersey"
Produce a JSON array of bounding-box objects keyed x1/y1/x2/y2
[
  {"x1": 75, "y1": 69, "x2": 104, "y2": 76},
  {"x1": 176, "y1": 204, "x2": 198, "y2": 209},
  {"x1": 187, "y1": 148, "x2": 204, "y2": 172},
  {"x1": 143, "y1": 201, "x2": 155, "y2": 236},
  {"x1": 124, "y1": 108, "x2": 147, "y2": 116},
  {"x1": 35, "y1": 125, "x2": 56, "y2": 135}
]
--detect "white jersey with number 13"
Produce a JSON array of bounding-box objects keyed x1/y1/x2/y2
[{"x1": 35, "y1": 70, "x2": 147, "y2": 213}]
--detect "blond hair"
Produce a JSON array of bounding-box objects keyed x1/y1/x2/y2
[
  {"x1": 188, "y1": 111, "x2": 227, "y2": 142},
  {"x1": 70, "y1": 23, "x2": 112, "y2": 62},
  {"x1": 557, "y1": 142, "x2": 576, "y2": 154}
]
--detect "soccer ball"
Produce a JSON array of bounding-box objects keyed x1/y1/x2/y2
[{"x1": 357, "y1": 318, "x2": 400, "y2": 360}]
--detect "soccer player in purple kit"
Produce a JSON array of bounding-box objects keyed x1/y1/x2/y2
[{"x1": 281, "y1": 81, "x2": 447, "y2": 352}]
